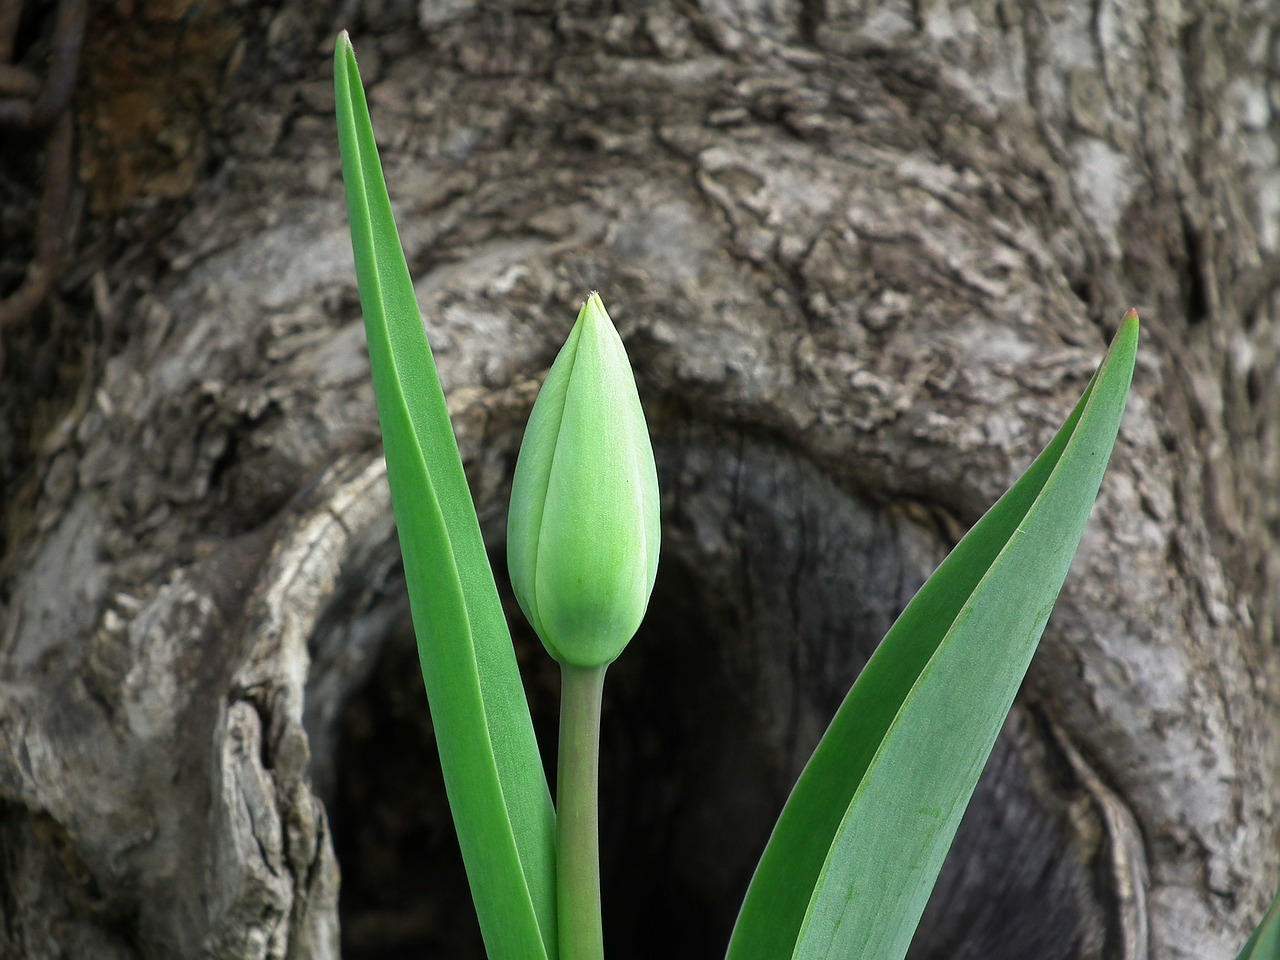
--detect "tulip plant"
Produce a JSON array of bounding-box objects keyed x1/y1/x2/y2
[{"x1": 334, "y1": 31, "x2": 1279, "y2": 960}]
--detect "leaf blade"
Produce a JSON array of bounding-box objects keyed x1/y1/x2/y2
[
  {"x1": 728, "y1": 313, "x2": 1138, "y2": 960},
  {"x1": 334, "y1": 33, "x2": 556, "y2": 960},
  {"x1": 1237, "y1": 884, "x2": 1280, "y2": 960}
]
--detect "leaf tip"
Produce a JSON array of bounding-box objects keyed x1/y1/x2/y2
[{"x1": 1110, "y1": 307, "x2": 1140, "y2": 360}]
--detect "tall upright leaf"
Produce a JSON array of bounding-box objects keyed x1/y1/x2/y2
[
  {"x1": 728, "y1": 313, "x2": 1139, "y2": 960},
  {"x1": 334, "y1": 32, "x2": 556, "y2": 960}
]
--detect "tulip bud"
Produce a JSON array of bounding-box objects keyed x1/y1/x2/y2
[{"x1": 507, "y1": 293, "x2": 661, "y2": 668}]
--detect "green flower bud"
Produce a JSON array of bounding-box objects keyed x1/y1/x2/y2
[{"x1": 507, "y1": 293, "x2": 661, "y2": 668}]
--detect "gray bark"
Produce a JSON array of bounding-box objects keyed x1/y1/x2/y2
[{"x1": 0, "y1": 1, "x2": 1277, "y2": 959}]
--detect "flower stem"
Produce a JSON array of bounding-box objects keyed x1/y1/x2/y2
[{"x1": 557, "y1": 662, "x2": 608, "y2": 960}]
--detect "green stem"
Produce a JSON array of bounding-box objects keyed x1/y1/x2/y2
[{"x1": 557, "y1": 663, "x2": 608, "y2": 960}]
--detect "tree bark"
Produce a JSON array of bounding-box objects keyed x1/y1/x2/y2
[{"x1": 0, "y1": 1, "x2": 1276, "y2": 959}]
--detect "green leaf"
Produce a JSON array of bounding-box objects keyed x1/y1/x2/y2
[
  {"x1": 334, "y1": 32, "x2": 556, "y2": 960},
  {"x1": 1237, "y1": 884, "x2": 1280, "y2": 960},
  {"x1": 728, "y1": 312, "x2": 1139, "y2": 960}
]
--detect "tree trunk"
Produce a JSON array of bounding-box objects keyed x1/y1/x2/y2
[{"x1": 0, "y1": 1, "x2": 1276, "y2": 959}]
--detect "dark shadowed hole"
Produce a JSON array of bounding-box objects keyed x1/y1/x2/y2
[{"x1": 326, "y1": 430, "x2": 1109, "y2": 959}]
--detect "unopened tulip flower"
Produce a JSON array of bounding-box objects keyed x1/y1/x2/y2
[{"x1": 507, "y1": 292, "x2": 661, "y2": 669}]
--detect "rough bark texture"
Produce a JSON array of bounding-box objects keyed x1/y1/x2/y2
[{"x1": 1, "y1": 1, "x2": 1277, "y2": 959}]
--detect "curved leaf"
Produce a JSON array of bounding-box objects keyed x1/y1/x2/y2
[
  {"x1": 334, "y1": 33, "x2": 556, "y2": 960},
  {"x1": 728, "y1": 312, "x2": 1139, "y2": 960},
  {"x1": 1237, "y1": 884, "x2": 1280, "y2": 960}
]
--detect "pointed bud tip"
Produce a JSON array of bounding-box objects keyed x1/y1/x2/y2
[{"x1": 580, "y1": 291, "x2": 611, "y2": 327}]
